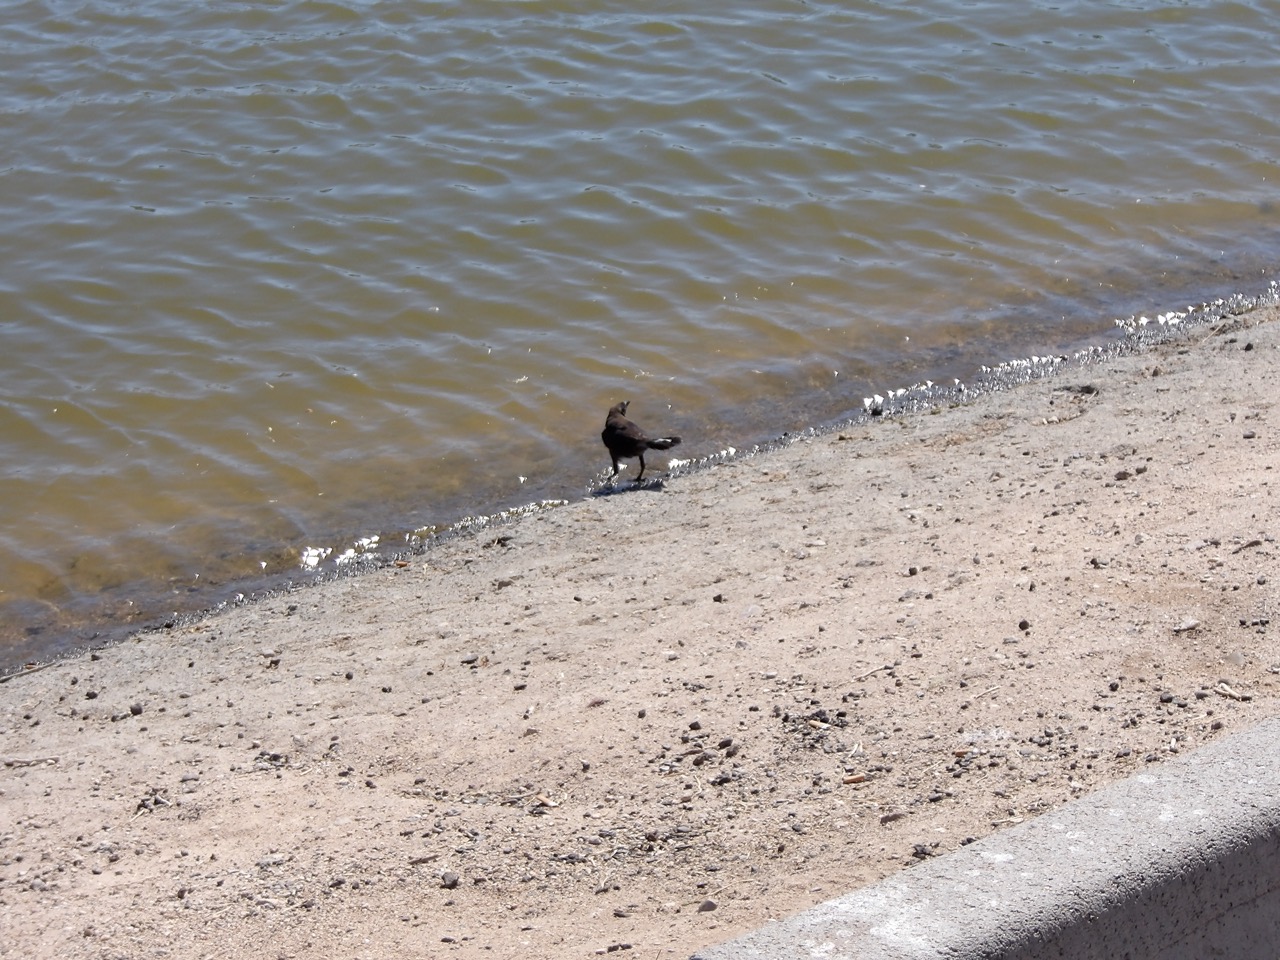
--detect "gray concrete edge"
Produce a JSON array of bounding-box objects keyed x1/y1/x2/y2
[{"x1": 691, "y1": 716, "x2": 1280, "y2": 960}]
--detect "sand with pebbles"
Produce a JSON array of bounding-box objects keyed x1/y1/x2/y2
[{"x1": 3, "y1": 301, "x2": 1279, "y2": 960}]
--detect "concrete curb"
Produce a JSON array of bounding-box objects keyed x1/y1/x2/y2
[{"x1": 691, "y1": 717, "x2": 1280, "y2": 960}]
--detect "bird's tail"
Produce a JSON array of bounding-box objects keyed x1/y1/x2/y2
[{"x1": 646, "y1": 436, "x2": 681, "y2": 450}]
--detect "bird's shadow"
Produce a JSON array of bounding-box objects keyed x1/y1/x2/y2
[{"x1": 589, "y1": 476, "x2": 669, "y2": 498}]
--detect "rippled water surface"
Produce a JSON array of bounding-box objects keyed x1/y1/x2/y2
[{"x1": 3, "y1": 0, "x2": 1279, "y2": 666}]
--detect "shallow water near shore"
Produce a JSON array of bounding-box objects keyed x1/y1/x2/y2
[{"x1": 2, "y1": 0, "x2": 1279, "y2": 667}]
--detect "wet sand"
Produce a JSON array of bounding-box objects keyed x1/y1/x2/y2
[{"x1": 3, "y1": 301, "x2": 1278, "y2": 959}]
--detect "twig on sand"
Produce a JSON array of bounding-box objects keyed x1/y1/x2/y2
[
  {"x1": 854, "y1": 664, "x2": 892, "y2": 682},
  {"x1": 0, "y1": 661, "x2": 56, "y2": 683},
  {"x1": 1215, "y1": 682, "x2": 1251, "y2": 702},
  {"x1": 2, "y1": 756, "x2": 59, "y2": 768}
]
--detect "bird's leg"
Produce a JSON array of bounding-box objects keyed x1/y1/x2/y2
[{"x1": 635, "y1": 453, "x2": 646, "y2": 481}]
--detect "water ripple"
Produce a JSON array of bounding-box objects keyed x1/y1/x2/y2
[{"x1": 1, "y1": 0, "x2": 1278, "y2": 664}]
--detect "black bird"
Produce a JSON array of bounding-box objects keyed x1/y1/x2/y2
[{"x1": 601, "y1": 401, "x2": 681, "y2": 481}]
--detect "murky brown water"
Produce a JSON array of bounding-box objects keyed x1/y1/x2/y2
[{"x1": 3, "y1": 0, "x2": 1279, "y2": 666}]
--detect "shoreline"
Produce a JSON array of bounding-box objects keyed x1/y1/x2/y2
[
  {"x1": 2, "y1": 298, "x2": 1279, "y2": 959},
  {"x1": 6, "y1": 285, "x2": 1273, "y2": 678}
]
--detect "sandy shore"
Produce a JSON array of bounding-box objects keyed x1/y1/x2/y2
[{"x1": 3, "y1": 302, "x2": 1279, "y2": 959}]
